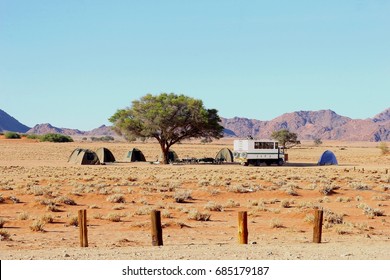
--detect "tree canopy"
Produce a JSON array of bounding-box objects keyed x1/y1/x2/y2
[
  {"x1": 271, "y1": 129, "x2": 300, "y2": 149},
  {"x1": 109, "y1": 93, "x2": 224, "y2": 164}
]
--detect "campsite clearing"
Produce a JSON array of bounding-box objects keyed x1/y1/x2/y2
[{"x1": 0, "y1": 137, "x2": 389, "y2": 260}]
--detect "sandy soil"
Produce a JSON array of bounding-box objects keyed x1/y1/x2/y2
[{"x1": 0, "y1": 137, "x2": 389, "y2": 260}]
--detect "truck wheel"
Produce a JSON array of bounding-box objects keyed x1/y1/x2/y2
[
  {"x1": 277, "y1": 159, "x2": 284, "y2": 166},
  {"x1": 241, "y1": 162, "x2": 249, "y2": 166}
]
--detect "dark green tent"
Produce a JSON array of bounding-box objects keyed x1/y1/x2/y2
[
  {"x1": 96, "y1": 147, "x2": 116, "y2": 163},
  {"x1": 159, "y1": 150, "x2": 179, "y2": 163},
  {"x1": 123, "y1": 148, "x2": 146, "y2": 162},
  {"x1": 68, "y1": 148, "x2": 100, "y2": 165},
  {"x1": 215, "y1": 148, "x2": 234, "y2": 163}
]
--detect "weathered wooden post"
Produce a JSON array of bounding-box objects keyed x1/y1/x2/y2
[
  {"x1": 313, "y1": 209, "x2": 323, "y2": 243},
  {"x1": 386, "y1": 169, "x2": 388, "y2": 175},
  {"x1": 151, "y1": 210, "x2": 163, "y2": 246},
  {"x1": 238, "y1": 211, "x2": 248, "y2": 244},
  {"x1": 78, "y1": 209, "x2": 88, "y2": 247}
]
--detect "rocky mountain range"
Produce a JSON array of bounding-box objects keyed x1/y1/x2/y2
[
  {"x1": 0, "y1": 109, "x2": 30, "y2": 133},
  {"x1": 1, "y1": 108, "x2": 389, "y2": 141},
  {"x1": 221, "y1": 108, "x2": 390, "y2": 142}
]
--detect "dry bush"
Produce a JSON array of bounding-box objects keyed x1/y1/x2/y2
[
  {"x1": 46, "y1": 204, "x2": 61, "y2": 212},
  {"x1": 0, "y1": 218, "x2": 6, "y2": 228},
  {"x1": 226, "y1": 184, "x2": 252, "y2": 193},
  {"x1": 304, "y1": 214, "x2": 314, "y2": 224},
  {"x1": 9, "y1": 196, "x2": 20, "y2": 204},
  {"x1": 30, "y1": 220, "x2": 46, "y2": 232},
  {"x1": 336, "y1": 196, "x2": 351, "y2": 203},
  {"x1": 134, "y1": 206, "x2": 153, "y2": 216},
  {"x1": 0, "y1": 230, "x2": 11, "y2": 241},
  {"x1": 55, "y1": 196, "x2": 77, "y2": 205},
  {"x1": 318, "y1": 185, "x2": 337, "y2": 196},
  {"x1": 174, "y1": 189, "x2": 192, "y2": 203},
  {"x1": 224, "y1": 199, "x2": 240, "y2": 208},
  {"x1": 188, "y1": 209, "x2": 211, "y2": 221},
  {"x1": 204, "y1": 201, "x2": 224, "y2": 212},
  {"x1": 106, "y1": 213, "x2": 121, "y2": 222},
  {"x1": 161, "y1": 210, "x2": 173, "y2": 218},
  {"x1": 112, "y1": 205, "x2": 126, "y2": 210},
  {"x1": 107, "y1": 194, "x2": 126, "y2": 203},
  {"x1": 40, "y1": 214, "x2": 54, "y2": 224},
  {"x1": 68, "y1": 216, "x2": 79, "y2": 226},
  {"x1": 270, "y1": 218, "x2": 283, "y2": 228},
  {"x1": 18, "y1": 212, "x2": 29, "y2": 220},
  {"x1": 0, "y1": 194, "x2": 5, "y2": 203},
  {"x1": 280, "y1": 199, "x2": 291, "y2": 208},
  {"x1": 324, "y1": 210, "x2": 344, "y2": 225},
  {"x1": 350, "y1": 182, "x2": 372, "y2": 191}
]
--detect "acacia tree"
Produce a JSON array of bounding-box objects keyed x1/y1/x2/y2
[
  {"x1": 271, "y1": 129, "x2": 301, "y2": 149},
  {"x1": 109, "y1": 93, "x2": 224, "y2": 164}
]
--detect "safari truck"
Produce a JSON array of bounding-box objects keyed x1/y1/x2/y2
[{"x1": 233, "y1": 139, "x2": 285, "y2": 166}]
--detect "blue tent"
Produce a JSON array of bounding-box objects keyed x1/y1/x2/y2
[{"x1": 318, "y1": 150, "x2": 338, "y2": 165}]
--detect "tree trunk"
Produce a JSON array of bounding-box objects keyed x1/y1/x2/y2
[{"x1": 160, "y1": 142, "x2": 169, "y2": 164}]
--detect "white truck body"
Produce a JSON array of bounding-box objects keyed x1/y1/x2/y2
[{"x1": 233, "y1": 139, "x2": 285, "y2": 166}]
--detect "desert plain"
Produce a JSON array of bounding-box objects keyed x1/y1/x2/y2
[{"x1": 0, "y1": 136, "x2": 389, "y2": 260}]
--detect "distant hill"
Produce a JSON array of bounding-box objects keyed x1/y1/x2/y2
[
  {"x1": 0, "y1": 109, "x2": 31, "y2": 133},
  {"x1": 221, "y1": 108, "x2": 390, "y2": 142},
  {"x1": 2, "y1": 107, "x2": 390, "y2": 141},
  {"x1": 27, "y1": 123, "x2": 85, "y2": 136}
]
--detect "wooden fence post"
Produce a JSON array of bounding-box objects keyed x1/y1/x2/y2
[
  {"x1": 386, "y1": 169, "x2": 388, "y2": 175},
  {"x1": 313, "y1": 209, "x2": 323, "y2": 243},
  {"x1": 151, "y1": 210, "x2": 163, "y2": 246},
  {"x1": 238, "y1": 211, "x2": 248, "y2": 244},
  {"x1": 78, "y1": 209, "x2": 88, "y2": 247}
]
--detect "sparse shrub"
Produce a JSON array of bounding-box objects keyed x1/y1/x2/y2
[
  {"x1": 30, "y1": 220, "x2": 46, "y2": 232},
  {"x1": 270, "y1": 218, "x2": 283, "y2": 228},
  {"x1": 0, "y1": 230, "x2": 11, "y2": 241},
  {"x1": 226, "y1": 185, "x2": 251, "y2": 193},
  {"x1": 204, "y1": 201, "x2": 223, "y2": 212},
  {"x1": 40, "y1": 133, "x2": 73, "y2": 143},
  {"x1": 89, "y1": 205, "x2": 100, "y2": 209},
  {"x1": 313, "y1": 138, "x2": 323, "y2": 146},
  {"x1": 281, "y1": 199, "x2": 291, "y2": 208},
  {"x1": 162, "y1": 210, "x2": 173, "y2": 218},
  {"x1": 318, "y1": 185, "x2": 336, "y2": 196},
  {"x1": 4, "y1": 132, "x2": 21, "y2": 139},
  {"x1": 224, "y1": 199, "x2": 240, "y2": 208},
  {"x1": 324, "y1": 210, "x2": 344, "y2": 224},
  {"x1": 40, "y1": 214, "x2": 54, "y2": 224},
  {"x1": 68, "y1": 216, "x2": 79, "y2": 226},
  {"x1": 188, "y1": 209, "x2": 211, "y2": 221},
  {"x1": 46, "y1": 204, "x2": 60, "y2": 212},
  {"x1": 112, "y1": 205, "x2": 126, "y2": 210},
  {"x1": 304, "y1": 214, "x2": 314, "y2": 224},
  {"x1": 26, "y1": 134, "x2": 40, "y2": 140},
  {"x1": 134, "y1": 206, "x2": 153, "y2": 216},
  {"x1": 350, "y1": 182, "x2": 371, "y2": 191},
  {"x1": 9, "y1": 196, "x2": 20, "y2": 203},
  {"x1": 284, "y1": 186, "x2": 298, "y2": 196},
  {"x1": 0, "y1": 194, "x2": 4, "y2": 203},
  {"x1": 55, "y1": 196, "x2": 77, "y2": 205},
  {"x1": 18, "y1": 212, "x2": 29, "y2": 220},
  {"x1": 174, "y1": 190, "x2": 192, "y2": 203},
  {"x1": 0, "y1": 218, "x2": 6, "y2": 228},
  {"x1": 378, "y1": 142, "x2": 389, "y2": 155},
  {"x1": 107, "y1": 194, "x2": 126, "y2": 203},
  {"x1": 106, "y1": 213, "x2": 121, "y2": 222}
]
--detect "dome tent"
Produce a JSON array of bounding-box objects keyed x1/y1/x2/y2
[
  {"x1": 96, "y1": 147, "x2": 116, "y2": 163},
  {"x1": 123, "y1": 148, "x2": 146, "y2": 162},
  {"x1": 215, "y1": 148, "x2": 234, "y2": 163},
  {"x1": 318, "y1": 150, "x2": 338, "y2": 165},
  {"x1": 68, "y1": 148, "x2": 100, "y2": 165}
]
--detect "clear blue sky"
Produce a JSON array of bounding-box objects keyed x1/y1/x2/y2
[{"x1": 1, "y1": 0, "x2": 389, "y2": 130}]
